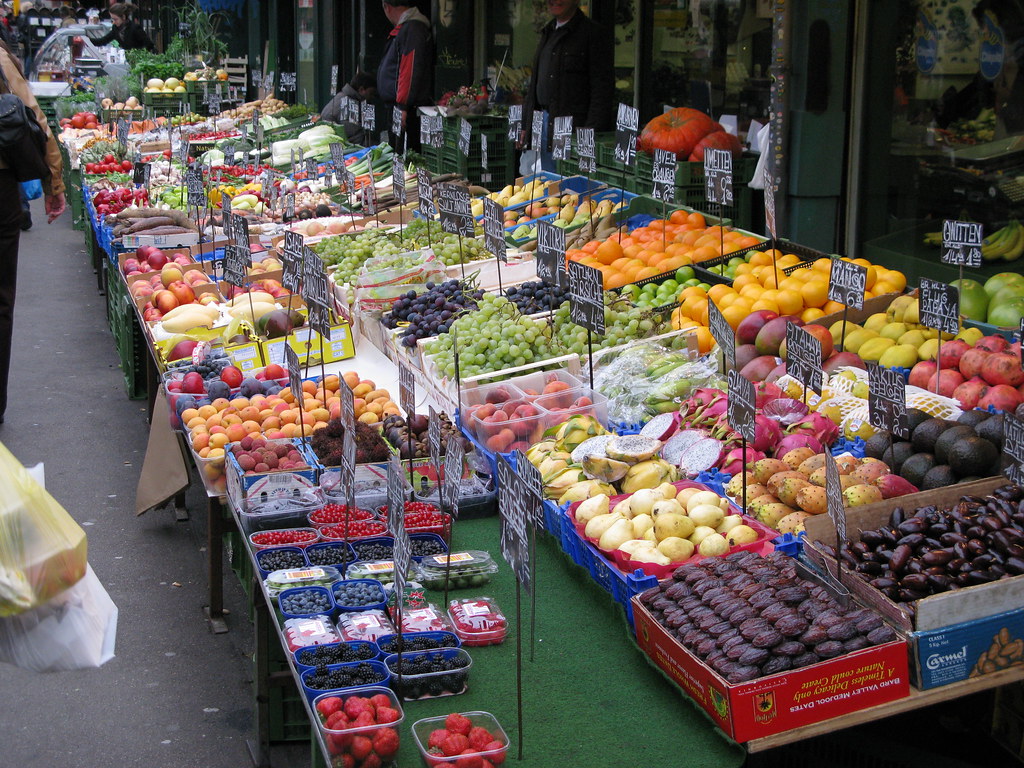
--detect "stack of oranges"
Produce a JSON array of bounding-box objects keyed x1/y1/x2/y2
[
  {"x1": 671, "y1": 253, "x2": 908, "y2": 354},
  {"x1": 566, "y1": 209, "x2": 763, "y2": 289}
]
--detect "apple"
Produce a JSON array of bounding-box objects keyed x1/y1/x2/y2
[
  {"x1": 146, "y1": 250, "x2": 169, "y2": 270},
  {"x1": 168, "y1": 339, "x2": 199, "y2": 361}
]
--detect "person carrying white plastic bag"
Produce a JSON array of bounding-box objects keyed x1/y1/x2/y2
[{"x1": 0, "y1": 440, "x2": 118, "y2": 671}]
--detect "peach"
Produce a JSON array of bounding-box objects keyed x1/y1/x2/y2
[
  {"x1": 342, "y1": 371, "x2": 359, "y2": 389},
  {"x1": 209, "y1": 433, "x2": 229, "y2": 449},
  {"x1": 543, "y1": 380, "x2": 571, "y2": 394},
  {"x1": 265, "y1": 429, "x2": 286, "y2": 439}
]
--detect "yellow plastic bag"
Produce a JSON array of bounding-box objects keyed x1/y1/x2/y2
[{"x1": 0, "y1": 441, "x2": 87, "y2": 616}]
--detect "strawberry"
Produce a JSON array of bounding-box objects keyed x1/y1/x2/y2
[
  {"x1": 344, "y1": 696, "x2": 371, "y2": 719},
  {"x1": 369, "y1": 693, "x2": 392, "y2": 709},
  {"x1": 445, "y1": 713, "x2": 473, "y2": 736},
  {"x1": 480, "y1": 760, "x2": 496, "y2": 768},
  {"x1": 467, "y1": 726, "x2": 492, "y2": 751},
  {"x1": 330, "y1": 754, "x2": 354, "y2": 768},
  {"x1": 325, "y1": 711, "x2": 350, "y2": 730},
  {"x1": 428, "y1": 729, "x2": 450, "y2": 749},
  {"x1": 350, "y1": 735, "x2": 374, "y2": 761},
  {"x1": 360, "y1": 754, "x2": 382, "y2": 768},
  {"x1": 372, "y1": 727, "x2": 400, "y2": 759},
  {"x1": 375, "y1": 706, "x2": 400, "y2": 724},
  {"x1": 442, "y1": 733, "x2": 470, "y2": 756},
  {"x1": 316, "y1": 696, "x2": 343, "y2": 720},
  {"x1": 353, "y1": 711, "x2": 376, "y2": 728},
  {"x1": 455, "y1": 750, "x2": 483, "y2": 768},
  {"x1": 483, "y1": 742, "x2": 506, "y2": 765}
]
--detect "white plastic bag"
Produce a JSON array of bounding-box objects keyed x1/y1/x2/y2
[{"x1": 0, "y1": 565, "x2": 118, "y2": 672}]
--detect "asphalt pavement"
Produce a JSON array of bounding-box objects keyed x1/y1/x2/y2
[{"x1": 0, "y1": 198, "x2": 278, "y2": 768}]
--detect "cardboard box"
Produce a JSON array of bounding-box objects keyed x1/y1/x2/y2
[
  {"x1": 910, "y1": 607, "x2": 1024, "y2": 690},
  {"x1": 225, "y1": 438, "x2": 319, "y2": 509},
  {"x1": 268, "y1": 321, "x2": 356, "y2": 366},
  {"x1": 632, "y1": 598, "x2": 910, "y2": 742},
  {"x1": 811, "y1": 292, "x2": 902, "y2": 329},
  {"x1": 117, "y1": 247, "x2": 196, "y2": 276},
  {"x1": 803, "y1": 476, "x2": 1020, "y2": 632},
  {"x1": 121, "y1": 231, "x2": 202, "y2": 249},
  {"x1": 134, "y1": 282, "x2": 221, "y2": 312}
]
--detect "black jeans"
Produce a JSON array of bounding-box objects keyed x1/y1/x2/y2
[{"x1": 0, "y1": 169, "x2": 22, "y2": 419}]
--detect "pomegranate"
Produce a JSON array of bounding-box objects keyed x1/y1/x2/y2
[
  {"x1": 926, "y1": 369, "x2": 965, "y2": 397},
  {"x1": 952, "y1": 377, "x2": 990, "y2": 409},
  {"x1": 958, "y1": 348, "x2": 990, "y2": 379},
  {"x1": 937, "y1": 339, "x2": 971, "y2": 370},
  {"x1": 976, "y1": 335, "x2": 1010, "y2": 353},
  {"x1": 908, "y1": 360, "x2": 937, "y2": 389},
  {"x1": 978, "y1": 384, "x2": 1022, "y2": 412},
  {"x1": 980, "y1": 352, "x2": 1024, "y2": 387}
]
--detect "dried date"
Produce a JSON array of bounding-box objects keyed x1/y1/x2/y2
[
  {"x1": 814, "y1": 640, "x2": 844, "y2": 658},
  {"x1": 752, "y1": 629, "x2": 784, "y2": 649},
  {"x1": 761, "y1": 655, "x2": 792, "y2": 676}
]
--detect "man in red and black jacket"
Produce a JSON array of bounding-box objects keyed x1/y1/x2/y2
[{"x1": 377, "y1": 0, "x2": 433, "y2": 152}]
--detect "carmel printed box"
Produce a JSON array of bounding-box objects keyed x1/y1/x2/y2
[{"x1": 911, "y1": 607, "x2": 1024, "y2": 690}]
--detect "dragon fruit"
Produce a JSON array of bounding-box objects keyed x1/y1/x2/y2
[
  {"x1": 774, "y1": 433, "x2": 824, "y2": 458},
  {"x1": 676, "y1": 438, "x2": 724, "y2": 476},
  {"x1": 785, "y1": 412, "x2": 840, "y2": 446},
  {"x1": 754, "y1": 381, "x2": 784, "y2": 408},
  {"x1": 760, "y1": 397, "x2": 809, "y2": 426},
  {"x1": 752, "y1": 415, "x2": 784, "y2": 453},
  {"x1": 661, "y1": 430, "x2": 710, "y2": 466},
  {"x1": 639, "y1": 412, "x2": 681, "y2": 441},
  {"x1": 719, "y1": 445, "x2": 767, "y2": 475}
]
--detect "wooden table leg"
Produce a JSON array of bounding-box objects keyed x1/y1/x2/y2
[{"x1": 205, "y1": 496, "x2": 229, "y2": 634}]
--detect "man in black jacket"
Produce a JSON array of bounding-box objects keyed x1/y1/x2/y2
[
  {"x1": 522, "y1": 0, "x2": 614, "y2": 171},
  {"x1": 377, "y1": 0, "x2": 433, "y2": 152}
]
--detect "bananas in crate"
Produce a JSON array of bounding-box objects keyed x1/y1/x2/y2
[{"x1": 923, "y1": 220, "x2": 1024, "y2": 262}]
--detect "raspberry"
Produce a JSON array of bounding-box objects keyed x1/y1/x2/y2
[
  {"x1": 467, "y1": 726, "x2": 492, "y2": 751},
  {"x1": 445, "y1": 713, "x2": 473, "y2": 735},
  {"x1": 372, "y1": 727, "x2": 400, "y2": 759},
  {"x1": 350, "y1": 736, "x2": 373, "y2": 760},
  {"x1": 442, "y1": 733, "x2": 470, "y2": 756}
]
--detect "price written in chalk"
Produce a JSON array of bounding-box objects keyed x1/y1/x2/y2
[
  {"x1": 824, "y1": 451, "x2": 848, "y2": 578},
  {"x1": 458, "y1": 118, "x2": 472, "y2": 157},
  {"x1": 568, "y1": 261, "x2": 605, "y2": 334},
  {"x1": 614, "y1": 103, "x2": 639, "y2": 167},
  {"x1": 482, "y1": 197, "x2": 506, "y2": 263},
  {"x1": 726, "y1": 369, "x2": 755, "y2": 442},
  {"x1": 919, "y1": 277, "x2": 960, "y2": 336},
  {"x1": 868, "y1": 363, "x2": 910, "y2": 439},
  {"x1": 281, "y1": 230, "x2": 303, "y2": 294},
  {"x1": 496, "y1": 455, "x2": 531, "y2": 592},
  {"x1": 1004, "y1": 414, "x2": 1024, "y2": 486},
  {"x1": 417, "y1": 169, "x2": 437, "y2": 219},
  {"x1": 362, "y1": 103, "x2": 376, "y2": 133},
  {"x1": 392, "y1": 155, "x2": 407, "y2": 205},
  {"x1": 437, "y1": 182, "x2": 473, "y2": 237},
  {"x1": 530, "y1": 109, "x2": 546, "y2": 153},
  {"x1": 828, "y1": 259, "x2": 867, "y2": 310},
  {"x1": 651, "y1": 148, "x2": 676, "y2": 203},
  {"x1": 707, "y1": 299, "x2": 736, "y2": 370},
  {"x1": 551, "y1": 115, "x2": 573, "y2": 161},
  {"x1": 704, "y1": 148, "x2": 733, "y2": 207},
  {"x1": 442, "y1": 439, "x2": 464, "y2": 519},
  {"x1": 785, "y1": 323, "x2": 824, "y2": 394},
  {"x1": 507, "y1": 104, "x2": 523, "y2": 142},
  {"x1": 941, "y1": 220, "x2": 983, "y2": 268},
  {"x1": 535, "y1": 220, "x2": 568, "y2": 288}
]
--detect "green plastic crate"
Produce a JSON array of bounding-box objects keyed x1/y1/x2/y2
[
  {"x1": 268, "y1": 679, "x2": 310, "y2": 743},
  {"x1": 108, "y1": 280, "x2": 148, "y2": 400}
]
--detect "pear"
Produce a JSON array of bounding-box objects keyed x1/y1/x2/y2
[
  {"x1": 584, "y1": 512, "x2": 623, "y2": 540},
  {"x1": 653, "y1": 512, "x2": 695, "y2": 542},
  {"x1": 630, "y1": 513, "x2": 654, "y2": 539},
  {"x1": 643, "y1": 527, "x2": 658, "y2": 543},
  {"x1": 657, "y1": 537, "x2": 695, "y2": 563},
  {"x1": 688, "y1": 504, "x2": 725, "y2": 529},
  {"x1": 688, "y1": 525, "x2": 717, "y2": 546},
  {"x1": 612, "y1": 498, "x2": 633, "y2": 518},
  {"x1": 716, "y1": 514, "x2": 745, "y2": 534},
  {"x1": 698, "y1": 533, "x2": 730, "y2": 557},
  {"x1": 727, "y1": 525, "x2": 760, "y2": 546},
  {"x1": 675, "y1": 487, "x2": 701, "y2": 506},
  {"x1": 686, "y1": 491, "x2": 729, "y2": 513},
  {"x1": 628, "y1": 488, "x2": 664, "y2": 518},
  {"x1": 574, "y1": 494, "x2": 609, "y2": 525},
  {"x1": 631, "y1": 546, "x2": 671, "y2": 566},
  {"x1": 618, "y1": 539, "x2": 653, "y2": 557},
  {"x1": 657, "y1": 482, "x2": 678, "y2": 500},
  {"x1": 599, "y1": 518, "x2": 636, "y2": 551},
  {"x1": 651, "y1": 498, "x2": 685, "y2": 518}
]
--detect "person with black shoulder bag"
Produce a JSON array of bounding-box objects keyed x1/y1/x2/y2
[{"x1": 0, "y1": 39, "x2": 65, "y2": 424}]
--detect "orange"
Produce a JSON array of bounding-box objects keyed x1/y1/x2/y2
[
  {"x1": 581, "y1": 240, "x2": 601, "y2": 254},
  {"x1": 748, "y1": 251, "x2": 773, "y2": 267},
  {"x1": 691, "y1": 325, "x2": 714, "y2": 354},
  {"x1": 722, "y1": 303, "x2": 748, "y2": 330},
  {"x1": 882, "y1": 269, "x2": 907, "y2": 292},
  {"x1": 595, "y1": 239, "x2": 624, "y2": 263},
  {"x1": 707, "y1": 283, "x2": 733, "y2": 304},
  {"x1": 715, "y1": 291, "x2": 738, "y2": 309},
  {"x1": 732, "y1": 274, "x2": 759, "y2": 292},
  {"x1": 687, "y1": 211, "x2": 706, "y2": 228},
  {"x1": 635, "y1": 266, "x2": 662, "y2": 281},
  {"x1": 821, "y1": 300, "x2": 845, "y2": 315},
  {"x1": 750, "y1": 297, "x2": 780, "y2": 314},
  {"x1": 872, "y1": 280, "x2": 899, "y2": 296},
  {"x1": 660, "y1": 255, "x2": 691, "y2": 272},
  {"x1": 692, "y1": 245, "x2": 719, "y2": 263},
  {"x1": 734, "y1": 262, "x2": 754, "y2": 277},
  {"x1": 812, "y1": 258, "x2": 833, "y2": 274},
  {"x1": 739, "y1": 283, "x2": 764, "y2": 301},
  {"x1": 800, "y1": 307, "x2": 826, "y2": 323},
  {"x1": 777, "y1": 253, "x2": 802, "y2": 268},
  {"x1": 735, "y1": 235, "x2": 762, "y2": 248},
  {"x1": 603, "y1": 271, "x2": 628, "y2": 289},
  {"x1": 800, "y1": 279, "x2": 828, "y2": 308},
  {"x1": 691, "y1": 298, "x2": 709, "y2": 326},
  {"x1": 679, "y1": 285, "x2": 707, "y2": 302},
  {"x1": 759, "y1": 268, "x2": 786, "y2": 289},
  {"x1": 863, "y1": 265, "x2": 877, "y2": 290},
  {"x1": 775, "y1": 289, "x2": 804, "y2": 316}
]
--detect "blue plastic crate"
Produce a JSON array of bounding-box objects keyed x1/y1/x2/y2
[
  {"x1": 771, "y1": 532, "x2": 806, "y2": 557},
  {"x1": 830, "y1": 436, "x2": 866, "y2": 458},
  {"x1": 880, "y1": 364, "x2": 911, "y2": 382},
  {"x1": 374, "y1": 631, "x2": 462, "y2": 659},
  {"x1": 694, "y1": 468, "x2": 732, "y2": 496},
  {"x1": 299, "y1": 660, "x2": 390, "y2": 703},
  {"x1": 611, "y1": 420, "x2": 645, "y2": 435},
  {"x1": 292, "y1": 640, "x2": 378, "y2": 670},
  {"x1": 542, "y1": 499, "x2": 562, "y2": 538},
  {"x1": 278, "y1": 585, "x2": 337, "y2": 620}
]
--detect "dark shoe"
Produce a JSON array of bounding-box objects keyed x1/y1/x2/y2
[{"x1": 20, "y1": 214, "x2": 31, "y2": 231}]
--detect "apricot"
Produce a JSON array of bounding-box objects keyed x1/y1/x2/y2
[
  {"x1": 192, "y1": 433, "x2": 210, "y2": 451},
  {"x1": 209, "y1": 433, "x2": 229, "y2": 449},
  {"x1": 198, "y1": 404, "x2": 218, "y2": 419},
  {"x1": 180, "y1": 407, "x2": 200, "y2": 423},
  {"x1": 186, "y1": 416, "x2": 207, "y2": 430},
  {"x1": 211, "y1": 398, "x2": 231, "y2": 411},
  {"x1": 241, "y1": 420, "x2": 262, "y2": 435},
  {"x1": 225, "y1": 423, "x2": 247, "y2": 442},
  {"x1": 311, "y1": 407, "x2": 331, "y2": 423},
  {"x1": 342, "y1": 371, "x2": 359, "y2": 388},
  {"x1": 261, "y1": 416, "x2": 282, "y2": 430},
  {"x1": 358, "y1": 412, "x2": 379, "y2": 424},
  {"x1": 230, "y1": 397, "x2": 249, "y2": 410}
]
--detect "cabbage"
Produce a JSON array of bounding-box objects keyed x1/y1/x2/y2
[{"x1": 298, "y1": 124, "x2": 336, "y2": 142}]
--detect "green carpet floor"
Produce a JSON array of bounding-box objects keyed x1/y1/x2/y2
[{"x1": 380, "y1": 516, "x2": 746, "y2": 768}]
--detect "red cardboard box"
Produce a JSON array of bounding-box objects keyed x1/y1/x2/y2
[{"x1": 632, "y1": 598, "x2": 910, "y2": 742}]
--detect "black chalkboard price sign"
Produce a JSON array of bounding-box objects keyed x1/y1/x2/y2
[
  {"x1": 567, "y1": 261, "x2": 605, "y2": 334},
  {"x1": 458, "y1": 118, "x2": 472, "y2": 157},
  {"x1": 437, "y1": 183, "x2": 473, "y2": 237},
  {"x1": 704, "y1": 148, "x2": 734, "y2": 207},
  {"x1": 535, "y1": 220, "x2": 568, "y2": 288},
  {"x1": 362, "y1": 104, "x2": 376, "y2": 133},
  {"x1": 442, "y1": 439, "x2": 464, "y2": 519},
  {"x1": 827, "y1": 259, "x2": 867, "y2": 310},
  {"x1": 651, "y1": 149, "x2": 676, "y2": 204},
  {"x1": 530, "y1": 109, "x2": 545, "y2": 153},
  {"x1": 482, "y1": 197, "x2": 506, "y2": 262},
  {"x1": 785, "y1": 323, "x2": 824, "y2": 394},
  {"x1": 614, "y1": 103, "x2": 639, "y2": 167},
  {"x1": 726, "y1": 369, "x2": 755, "y2": 442},
  {"x1": 222, "y1": 245, "x2": 248, "y2": 289},
  {"x1": 282, "y1": 231, "x2": 303, "y2": 294},
  {"x1": 551, "y1": 116, "x2": 573, "y2": 162},
  {"x1": 507, "y1": 104, "x2": 523, "y2": 143},
  {"x1": 392, "y1": 155, "x2": 407, "y2": 205},
  {"x1": 576, "y1": 127, "x2": 596, "y2": 174},
  {"x1": 824, "y1": 451, "x2": 847, "y2": 579},
  {"x1": 763, "y1": 165, "x2": 777, "y2": 240},
  {"x1": 707, "y1": 299, "x2": 736, "y2": 370},
  {"x1": 496, "y1": 455, "x2": 532, "y2": 592},
  {"x1": 417, "y1": 169, "x2": 437, "y2": 219},
  {"x1": 919, "y1": 277, "x2": 960, "y2": 336},
  {"x1": 515, "y1": 449, "x2": 545, "y2": 530},
  {"x1": 133, "y1": 161, "x2": 151, "y2": 188},
  {"x1": 1004, "y1": 414, "x2": 1024, "y2": 486},
  {"x1": 398, "y1": 363, "x2": 415, "y2": 418},
  {"x1": 868, "y1": 363, "x2": 910, "y2": 439},
  {"x1": 941, "y1": 220, "x2": 983, "y2": 268},
  {"x1": 428, "y1": 405, "x2": 442, "y2": 471}
]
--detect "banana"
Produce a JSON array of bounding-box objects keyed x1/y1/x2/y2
[
  {"x1": 1002, "y1": 220, "x2": 1024, "y2": 261},
  {"x1": 982, "y1": 222, "x2": 1017, "y2": 260},
  {"x1": 922, "y1": 231, "x2": 943, "y2": 246}
]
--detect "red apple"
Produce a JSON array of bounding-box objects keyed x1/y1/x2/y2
[{"x1": 146, "y1": 250, "x2": 168, "y2": 270}]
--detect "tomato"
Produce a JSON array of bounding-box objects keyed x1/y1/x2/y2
[
  {"x1": 121, "y1": 160, "x2": 133, "y2": 172},
  {"x1": 103, "y1": 154, "x2": 115, "y2": 164}
]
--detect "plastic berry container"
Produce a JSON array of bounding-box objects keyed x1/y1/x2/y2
[
  {"x1": 409, "y1": 533, "x2": 449, "y2": 560},
  {"x1": 241, "y1": 491, "x2": 324, "y2": 534},
  {"x1": 249, "y1": 527, "x2": 320, "y2": 550},
  {"x1": 411, "y1": 711, "x2": 509, "y2": 767},
  {"x1": 308, "y1": 504, "x2": 378, "y2": 528},
  {"x1": 332, "y1": 579, "x2": 388, "y2": 612},
  {"x1": 399, "y1": 604, "x2": 457, "y2": 634},
  {"x1": 283, "y1": 614, "x2": 342, "y2": 652},
  {"x1": 374, "y1": 631, "x2": 461, "y2": 659},
  {"x1": 299, "y1": 660, "x2": 391, "y2": 703},
  {"x1": 254, "y1": 546, "x2": 307, "y2": 578},
  {"x1": 319, "y1": 520, "x2": 389, "y2": 542},
  {"x1": 345, "y1": 559, "x2": 425, "y2": 586},
  {"x1": 311, "y1": 687, "x2": 404, "y2": 765},
  {"x1": 418, "y1": 551, "x2": 499, "y2": 591},
  {"x1": 447, "y1": 597, "x2": 508, "y2": 647},
  {"x1": 279, "y1": 585, "x2": 337, "y2": 619},
  {"x1": 384, "y1": 648, "x2": 472, "y2": 700},
  {"x1": 293, "y1": 640, "x2": 379, "y2": 670},
  {"x1": 304, "y1": 541, "x2": 357, "y2": 570},
  {"x1": 263, "y1": 565, "x2": 342, "y2": 598},
  {"x1": 337, "y1": 609, "x2": 397, "y2": 643}
]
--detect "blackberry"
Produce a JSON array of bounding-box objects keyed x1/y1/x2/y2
[
  {"x1": 377, "y1": 634, "x2": 457, "y2": 654},
  {"x1": 354, "y1": 541, "x2": 393, "y2": 561},
  {"x1": 296, "y1": 641, "x2": 376, "y2": 667}
]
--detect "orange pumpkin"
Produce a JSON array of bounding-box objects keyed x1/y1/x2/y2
[
  {"x1": 637, "y1": 107, "x2": 719, "y2": 158},
  {"x1": 688, "y1": 130, "x2": 743, "y2": 161}
]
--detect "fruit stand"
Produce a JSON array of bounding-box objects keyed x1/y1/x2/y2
[{"x1": 52, "y1": 58, "x2": 1024, "y2": 767}]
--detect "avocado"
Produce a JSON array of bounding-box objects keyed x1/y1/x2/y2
[
  {"x1": 934, "y1": 425, "x2": 977, "y2": 465},
  {"x1": 864, "y1": 432, "x2": 892, "y2": 460},
  {"x1": 948, "y1": 436, "x2": 999, "y2": 479},
  {"x1": 901, "y1": 453, "x2": 936, "y2": 488},
  {"x1": 889, "y1": 441, "x2": 917, "y2": 473},
  {"x1": 976, "y1": 414, "x2": 1005, "y2": 450},
  {"x1": 957, "y1": 409, "x2": 990, "y2": 429},
  {"x1": 907, "y1": 408, "x2": 932, "y2": 433},
  {"x1": 922, "y1": 465, "x2": 958, "y2": 490},
  {"x1": 912, "y1": 418, "x2": 949, "y2": 453}
]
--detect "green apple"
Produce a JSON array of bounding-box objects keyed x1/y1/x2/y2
[{"x1": 675, "y1": 266, "x2": 695, "y2": 283}]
